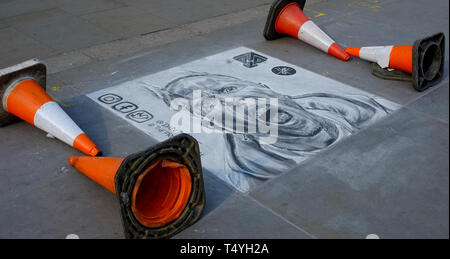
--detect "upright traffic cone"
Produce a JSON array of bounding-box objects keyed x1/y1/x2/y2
[
  {"x1": 346, "y1": 32, "x2": 446, "y2": 91},
  {"x1": 264, "y1": 0, "x2": 350, "y2": 61},
  {"x1": 0, "y1": 59, "x2": 100, "y2": 156},
  {"x1": 69, "y1": 134, "x2": 205, "y2": 239}
]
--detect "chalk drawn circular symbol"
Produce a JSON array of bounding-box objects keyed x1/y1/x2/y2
[
  {"x1": 98, "y1": 93, "x2": 123, "y2": 104},
  {"x1": 272, "y1": 66, "x2": 296, "y2": 76}
]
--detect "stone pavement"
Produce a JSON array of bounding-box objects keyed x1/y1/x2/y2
[{"x1": 0, "y1": 0, "x2": 448, "y2": 238}]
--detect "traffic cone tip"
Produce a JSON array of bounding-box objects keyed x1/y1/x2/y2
[
  {"x1": 345, "y1": 47, "x2": 362, "y2": 58},
  {"x1": 68, "y1": 156, "x2": 77, "y2": 166},
  {"x1": 329, "y1": 43, "x2": 351, "y2": 61}
]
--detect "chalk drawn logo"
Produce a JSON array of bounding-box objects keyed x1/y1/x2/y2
[
  {"x1": 126, "y1": 110, "x2": 153, "y2": 123},
  {"x1": 272, "y1": 66, "x2": 296, "y2": 76},
  {"x1": 233, "y1": 52, "x2": 268, "y2": 68},
  {"x1": 98, "y1": 93, "x2": 123, "y2": 104},
  {"x1": 112, "y1": 102, "x2": 138, "y2": 113}
]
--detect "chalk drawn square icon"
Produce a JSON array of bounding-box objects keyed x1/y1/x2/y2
[
  {"x1": 98, "y1": 93, "x2": 123, "y2": 104},
  {"x1": 233, "y1": 52, "x2": 268, "y2": 68},
  {"x1": 126, "y1": 110, "x2": 154, "y2": 123},
  {"x1": 112, "y1": 102, "x2": 138, "y2": 113}
]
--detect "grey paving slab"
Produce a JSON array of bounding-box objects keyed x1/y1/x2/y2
[
  {"x1": 81, "y1": 27, "x2": 192, "y2": 61},
  {"x1": 0, "y1": 170, "x2": 124, "y2": 239},
  {"x1": 407, "y1": 82, "x2": 450, "y2": 123},
  {"x1": 6, "y1": 8, "x2": 118, "y2": 52},
  {"x1": 175, "y1": 193, "x2": 312, "y2": 239},
  {"x1": 200, "y1": 171, "x2": 235, "y2": 217},
  {"x1": 0, "y1": 121, "x2": 77, "y2": 205},
  {"x1": 0, "y1": 27, "x2": 55, "y2": 68},
  {"x1": 183, "y1": 6, "x2": 268, "y2": 35},
  {"x1": 0, "y1": 0, "x2": 51, "y2": 19},
  {"x1": 251, "y1": 108, "x2": 449, "y2": 239},
  {"x1": 4, "y1": 8, "x2": 118, "y2": 53},
  {"x1": 198, "y1": 0, "x2": 273, "y2": 16},
  {"x1": 81, "y1": 6, "x2": 175, "y2": 38},
  {"x1": 115, "y1": 0, "x2": 225, "y2": 26},
  {"x1": 79, "y1": 7, "x2": 268, "y2": 61},
  {"x1": 41, "y1": 0, "x2": 125, "y2": 16},
  {"x1": 0, "y1": 20, "x2": 7, "y2": 29},
  {"x1": 44, "y1": 51, "x2": 93, "y2": 74}
]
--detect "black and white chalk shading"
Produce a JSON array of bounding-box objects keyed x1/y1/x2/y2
[{"x1": 88, "y1": 47, "x2": 399, "y2": 192}]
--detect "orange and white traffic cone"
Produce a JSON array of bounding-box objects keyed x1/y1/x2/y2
[
  {"x1": 264, "y1": 0, "x2": 350, "y2": 61},
  {"x1": 0, "y1": 59, "x2": 101, "y2": 156},
  {"x1": 68, "y1": 134, "x2": 205, "y2": 239},
  {"x1": 346, "y1": 45, "x2": 414, "y2": 73},
  {"x1": 346, "y1": 32, "x2": 445, "y2": 91}
]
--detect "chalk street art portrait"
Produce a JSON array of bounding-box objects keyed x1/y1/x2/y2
[{"x1": 141, "y1": 72, "x2": 393, "y2": 192}]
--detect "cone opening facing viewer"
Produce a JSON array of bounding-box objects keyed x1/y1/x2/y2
[
  {"x1": 0, "y1": 59, "x2": 101, "y2": 156},
  {"x1": 69, "y1": 134, "x2": 205, "y2": 239},
  {"x1": 264, "y1": 0, "x2": 350, "y2": 61},
  {"x1": 345, "y1": 32, "x2": 446, "y2": 92}
]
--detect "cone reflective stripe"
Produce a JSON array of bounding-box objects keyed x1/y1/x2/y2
[
  {"x1": 345, "y1": 33, "x2": 445, "y2": 92},
  {"x1": 69, "y1": 134, "x2": 205, "y2": 239},
  {"x1": 264, "y1": 0, "x2": 350, "y2": 61},
  {"x1": 345, "y1": 45, "x2": 413, "y2": 73},
  {"x1": 6, "y1": 80, "x2": 100, "y2": 156},
  {"x1": 0, "y1": 59, "x2": 100, "y2": 156}
]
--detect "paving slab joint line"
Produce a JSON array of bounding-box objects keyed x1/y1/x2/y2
[
  {"x1": 403, "y1": 104, "x2": 449, "y2": 125},
  {"x1": 177, "y1": 2, "x2": 271, "y2": 27},
  {"x1": 403, "y1": 79, "x2": 449, "y2": 107},
  {"x1": 43, "y1": 4, "x2": 271, "y2": 74},
  {"x1": 249, "y1": 106, "x2": 408, "y2": 195},
  {"x1": 246, "y1": 194, "x2": 318, "y2": 239}
]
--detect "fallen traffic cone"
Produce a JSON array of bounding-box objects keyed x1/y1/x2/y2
[
  {"x1": 69, "y1": 134, "x2": 205, "y2": 239},
  {"x1": 264, "y1": 0, "x2": 350, "y2": 61},
  {"x1": 346, "y1": 32, "x2": 446, "y2": 91},
  {"x1": 0, "y1": 59, "x2": 100, "y2": 156}
]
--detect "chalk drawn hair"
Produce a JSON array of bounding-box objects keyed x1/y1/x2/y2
[{"x1": 142, "y1": 72, "x2": 393, "y2": 192}]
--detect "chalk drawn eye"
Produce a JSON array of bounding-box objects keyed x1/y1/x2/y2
[{"x1": 278, "y1": 110, "x2": 292, "y2": 124}]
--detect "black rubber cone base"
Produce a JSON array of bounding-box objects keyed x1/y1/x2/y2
[
  {"x1": 264, "y1": 0, "x2": 306, "y2": 40},
  {"x1": 0, "y1": 59, "x2": 46, "y2": 127},
  {"x1": 114, "y1": 134, "x2": 205, "y2": 239},
  {"x1": 412, "y1": 32, "x2": 445, "y2": 92},
  {"x1": 371, "y1": 62, "x2": 412, "y2": 82}
]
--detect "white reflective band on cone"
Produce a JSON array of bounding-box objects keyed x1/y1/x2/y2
[
  {"x1": 359, "y1": 46, "x2": 394, "y2": 68},
  {"x1": 297, "y1": 20, "x2": 335, "y2": 53},
  {"x1": 33, "y1": 101, "x2": 84, "y2": 146}
]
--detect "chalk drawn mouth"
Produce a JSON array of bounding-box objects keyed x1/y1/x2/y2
[{"x1": 88, "y1": 47, "x2": 398, "y2": 192}]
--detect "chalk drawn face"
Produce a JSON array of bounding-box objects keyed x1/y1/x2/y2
[{"x1": 146, "y1": 73, "x2": 392, "y2": 191}]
